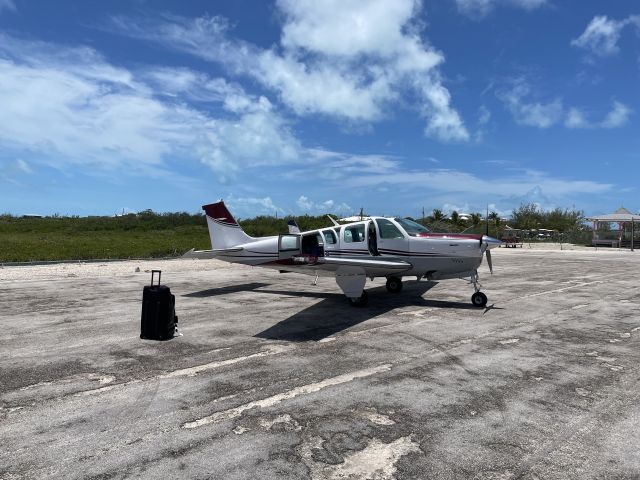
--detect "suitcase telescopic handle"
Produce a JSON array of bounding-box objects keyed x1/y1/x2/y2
[{"x1": 151, "y1": 270, "x2": 161, "y2": 286}]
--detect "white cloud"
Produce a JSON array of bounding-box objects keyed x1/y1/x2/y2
[
  {"x1": 111, "y1": 1, "x2": 470, "y2": 142},
  {"x1": 344, "y1": 168, "x2": 612, "y2": 200},
  {"x1": 0, "y1": 0, "x2": 16, "y2": 13},
  {"x1": 0, "y1": 158, "x2": 33, "y2": 183},
  {"x1": 455, "y1": 0, "x2": 547, "y2": 17},
  {"x1": 0, "y1": 34, "x2": 302, "y2": 180},
  {"x1": 199, "y1": 96, "x2": 301, "y2": 180},
  {"x1": 499, "y1": 79, "x2": 631, "y2": 130},
  {"x1": 226, "y1": 195, "x2": 284, "y2": 216},
  {"x1": 474, "y1": 105, "x2": 492, "y2": 141},
  {"x1": 564, "y1": 102, "x2": 632, "y2": 129},
  {"x1": 499, "y1": 80, "x2": 563, "y2": 128},
  {"x1": 572, "y1": 15, "x2": 640, "y2": 57},
  {"x1": 296, "y1": 195, "x2": 350, "y2": 213},
  {"x1": 296, "y1": 195, "x2": 313, "y2": 210},
  {"x1": 602, "y1": 101, "x2": 632, "y2": 128},
  {"x1": 565, "y1": 107, "x2": 589, "y2": 129}
]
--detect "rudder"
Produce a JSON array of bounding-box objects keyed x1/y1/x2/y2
[{"x1": 202, "y1": 200, "x2": 253, "y2": 249}]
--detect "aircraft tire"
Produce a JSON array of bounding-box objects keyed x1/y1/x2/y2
[
  {"x1": 348, "y1": 290, "x2": 368, "y2": 307},
  {"x1": 386, "y1": 277, "x2": 403, "y2": 293},
  {"x1": 471, "y1": 291, "x2": 487, "y2": 307}
]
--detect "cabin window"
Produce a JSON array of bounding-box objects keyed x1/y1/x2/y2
[
  {"x1": 376, "y1": 218, "x2": 404, "y2": 239},
  {"x1": 344, "y1": 224, "x2": 365, "y2": 243},
  {"x1": 279, "y1": 235, "x2": 299, "y2": 251},
  {"x1": 394, "y1": 217, "x2": 430, "y2": 237},
  {"x1": 322, "y1": 229, "x2": 337, "y2": 244}
]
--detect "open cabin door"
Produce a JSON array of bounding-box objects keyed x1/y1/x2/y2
[
  {"x1": 374, "y1": 218, "x2": 409, "y2": 256},
  {"x1": 278, "y1": 234, "x2": 300, "y2": 259}
]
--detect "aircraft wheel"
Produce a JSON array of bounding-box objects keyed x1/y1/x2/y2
[
  {"x1": 348, "y1": 290, "x2": 369, "y2": 307},
  {"x1": 471, "y1": 291, "x2": 487, "y2": 308},
  {"x1": 386, "y1": 277, "x2": 403, "y2": 293}
]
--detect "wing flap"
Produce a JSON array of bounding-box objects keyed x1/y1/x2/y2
[{"x1": 317, "y1": 256, "x2": 412, "y2": 274}]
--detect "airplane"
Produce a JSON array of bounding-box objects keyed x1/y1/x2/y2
[{"x1": 185, "y1": 200, "x2": 502, "y2": 307}]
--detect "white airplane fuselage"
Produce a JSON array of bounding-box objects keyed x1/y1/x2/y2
[{"x1": 190, "y1": 201, "x2": 501, "y2": 306}]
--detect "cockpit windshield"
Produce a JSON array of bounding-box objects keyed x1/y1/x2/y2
[{"x1": 394, "y1": 217, "x2": 430, "y2": 236}]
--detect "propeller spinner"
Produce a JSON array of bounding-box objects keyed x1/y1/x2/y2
[{"x1": 481, "y1": 235, "x2": 502, "y2": 274}]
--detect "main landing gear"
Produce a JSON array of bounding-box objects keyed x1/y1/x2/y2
[
  {"x1": 470, "y1": 271, "x2": 488, "y2": 308},
  {"x1": 386, "y1": 276, "x2": 403, "y2": 293}
]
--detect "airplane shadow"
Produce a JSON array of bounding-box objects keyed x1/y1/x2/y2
[
  {"x1": 182, "y1": 282, "x2": 270, "y2": 297},
  {"x1": 182, "y1": 280, "x2": 501, "y2": 342},
  {"x1": 255, "y1": 281, "x2": 486, "y2": 342}
]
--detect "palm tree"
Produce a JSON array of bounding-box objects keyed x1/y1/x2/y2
[
  {"x1": 488, "y1": 211, "x2": 501, "y2": 235},
  {"x1": 450, "y1": 211, "x2": 460, "y2": 226},
  {"x1": 470, "y1": 213, "x2": 482, "y2": 227},
  {"x1": 430, "y1": 208, "x2": 445, "y2": 222}
]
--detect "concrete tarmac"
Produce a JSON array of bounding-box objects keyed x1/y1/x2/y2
[{"x1": 1, "y1": 248, "x2": 639, "y2": 479}]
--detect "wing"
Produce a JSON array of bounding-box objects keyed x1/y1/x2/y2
[{"x1": 292, "y1": 255, "x2": 412, "y2": 276}]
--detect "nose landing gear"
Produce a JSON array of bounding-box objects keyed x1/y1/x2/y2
[
  {"x1": 471, "y1": 291, "x2": 488, "y2": 307},
  {"x1": 470, "y1": 271, "x2": 488, "y2": 307}
]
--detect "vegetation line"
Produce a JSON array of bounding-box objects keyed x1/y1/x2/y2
[{"x1": 0, "y1": 204, "x2": 589, "y2": 262}]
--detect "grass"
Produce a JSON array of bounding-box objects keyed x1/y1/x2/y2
[
  {"x1": 0, "y1": 211, "x2": 337, "y2": 262},
  {"x1": 0, "y1": 214, "x2": 211, "y2": 262}
]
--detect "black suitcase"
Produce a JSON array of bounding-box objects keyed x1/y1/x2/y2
[{"x1": 140, "y1": 270, "x2": 177, "y2": 340}]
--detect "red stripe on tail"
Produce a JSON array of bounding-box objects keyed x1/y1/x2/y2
[{"x1": 202, "y1": 201, "x2": 238, "y2": 226}]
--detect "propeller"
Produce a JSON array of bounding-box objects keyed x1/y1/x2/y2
[{"x1": 481, "y1": 205, "x2": 498, "y2": 274}]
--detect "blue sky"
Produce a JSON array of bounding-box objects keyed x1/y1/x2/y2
[{"x1": 0, "y1": 0, "x2": 638, "y2": 218}]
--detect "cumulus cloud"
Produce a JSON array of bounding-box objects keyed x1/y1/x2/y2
[
  {"x1": 110, "y1": 0, "x2": 470, "y2": 142},
  {"x1": 572, "y1": 15, "x2": 640, "y2": 57},
  {"x1": 455, "y1": 0, "x2": 547, "y2": 18},
  {"x1": 225, "y1": 195, "x2": 284, "y2": 216},
  {"x1": 0, "y1": 34, "x2": 302, "y2": 180},
  {"x1": 296, "y1": 195, "x2": 350, "y2": 213}
]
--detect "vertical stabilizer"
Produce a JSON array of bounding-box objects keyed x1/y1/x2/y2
[
  {"x1": 287, "y1": 219, "x2": 301, "y2": 234},
  {"x1": 202, "y1": 201, "x2": 253, "y2": 249}
]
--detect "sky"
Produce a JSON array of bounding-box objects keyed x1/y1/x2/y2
[{"x1": 0, "y1": 0, "x2": 638, "y2": 218}]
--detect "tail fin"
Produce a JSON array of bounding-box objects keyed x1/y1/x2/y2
[
  {"x1": 287, "y1": 219, "x2": 300, "y2": 234},
  {"x1": 202, "y1": 200, "x2": 253, "y2": 249}
]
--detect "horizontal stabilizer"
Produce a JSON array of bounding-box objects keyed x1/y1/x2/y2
[{"x1": 183, "y1": 247, "x2": 243, "y2": 259}]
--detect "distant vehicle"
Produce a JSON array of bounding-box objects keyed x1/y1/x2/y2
[
  {"x1": 500, "y1": 227, "x2": 523, "y2": 248},
  {"x1": 186, "y1": 201, "x2": 502, "y2": 307}
]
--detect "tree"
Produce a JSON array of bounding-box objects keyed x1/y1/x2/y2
[
  {"x1": 470, "y1": 213, "x2": 482, "y2": 227},
  {"x1": 430, "y1": 209, "x2": 445, "y2": 222},
  {"x1": 510, "y1": 203, "x2": 584, "y2": 232},
  {"x1": 450, "y1": 211, "x2": 460, "y2": 226}
]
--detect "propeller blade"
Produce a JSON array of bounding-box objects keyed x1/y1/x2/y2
[{"x1": 486, "y1": 249, "x2": 493, "y2": 274}]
